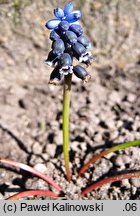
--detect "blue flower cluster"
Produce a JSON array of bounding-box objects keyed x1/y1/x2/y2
[{"x1": 44, "y1": 2, "x2": 93, "y2": 84}]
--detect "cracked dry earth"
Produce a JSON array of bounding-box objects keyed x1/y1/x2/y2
[{"x1": 0, "y1": 0, "x2": 140, "y2": 199}]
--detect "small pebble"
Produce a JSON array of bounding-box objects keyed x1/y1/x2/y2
[
  {"x1": 130, "y1": 178, "x2": 140, "y2": 188},
  {"x1": 127, "y1": 93, "x2": 136, "y2": 103},
  {"x1": 109, "y1": 91, "x2": 121, "y2": 103},
  {"x1": 110, "y1": 130, "x2": 119, "y2": 140},
  {"x1": 42, "y1": 153, "x2": 49, "y2": 161},
  {"x1": 45, "y1": 143, "x2": 57, "y2": 157},
  {"x1": 94, "y1": 132, "x2": 103, "y2": 143},
  {"x1": 34, "y1": 163, "x2": 48, "y2": 173},
  {"x1": 71, "y1": 141, "x2": 79, "y2": 152},
  {"x1": 46, "y1": 162, "x2": 55, "y2": 171},
  {"x1": 29, "y1": 155, "x2": 43, "y2": 165},
  {"x1": 121, "y1": 179, "x2": 131, "y2": 189},
  {"x1": 80, "y1": 142, "x2": 87, "y2": 151},
  {"x1": 32, "y1": 142, "x2": 42, "y2": 154},
  {"x1": 0, "y1": 193, "x2": 4, "y2": 200},
  {"x1": 113, "y1": 154, "x2": 131, "y2": 167},
  {"x1": 116, "y1": 120, "x2": 123, "y2": 128},
  {"x1": 107, "y1": 119, "x2": 115, "y2": 129},
  {"x1": 54, "y1": 132, "x2": 62, "y2": 144},
  {"x1": 92, "y1": 158, "x2": 113, "y2": 180}
]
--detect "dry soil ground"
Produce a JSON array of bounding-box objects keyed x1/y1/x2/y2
[{"x1": 0, "y1": 0, "x2": 140, "y2": 199}]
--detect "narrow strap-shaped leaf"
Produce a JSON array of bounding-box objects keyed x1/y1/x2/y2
[
  {"x1": 81, "y1": 171, "x2": 140, "y2": 196},
  {"x1": 79, "y1": 140, "x2": 140, "y2": 175},
  {"x1": 6, "y1": 190, "x2": 58, "y2": 200},
  {"x1": 0, "y1": 158, "x2": 62, "y2": 191}
]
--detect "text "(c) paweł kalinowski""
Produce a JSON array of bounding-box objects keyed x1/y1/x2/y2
[{"x1": 20, "y1": 202, "x2": 104, "y2": 212}]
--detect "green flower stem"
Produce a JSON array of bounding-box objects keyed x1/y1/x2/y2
[
  {"x1": 63, "y1": 74, "x2": 72, "y2": 181},
  {"x1": 79, "y1": 139, "x2": 140, "y2": 175}
]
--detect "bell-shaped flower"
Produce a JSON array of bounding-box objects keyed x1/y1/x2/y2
[
  {"x1": 52, "y1": 39, "x2": 65, "y2": 56},
  {"x1": 49, "y1": 66, "x2": 62, "y2": 85},
  {"x1": 44, "y1": 50, "x2": 58, "y2": 67},
  {"x1": 59, "y1": 53, "x2": 73, "y2": 75},
  {"x1": 72, "y1": 42, "x2": 93, "y2": 65},
  {"x1": 72, "y1": 42, "x2": 86, "y2": 57},
  {"x1": 73, "y1": 65, "x2": 91, "y2": 82}
]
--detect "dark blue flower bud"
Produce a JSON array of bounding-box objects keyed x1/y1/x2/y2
[
  {"x1": 54, "y1": 7, "x2": 64, "y2": 19},
  {"x1": 59, "y1": 53, "x2": 73, "y2": 75},
  {"x1": 49, "y1": 66, "x2": 62, "y2": 85},
  {"x1": 64, "y1": 2, "x2": 73, "y2": 15},
  {"x1": 52, "y1": 39, "x2": 65, "y2": 56},
  {"x1": 65, "y1": 11, "x2": 81, "y2": 23},
  {"x1": 78, "y1": 35, "x2": 91, "y2": 48},
  {"x1": 69, "y1": 24, "x2": 83, "y2": 36},
  {"x1": 65, "y1": 31, "x2": 77, "y2": 45},
  {"x1": 45, "y1": 19, "x2": 61, "y2": 29},
  {"x1": 58, "y1": 21, "x2": 70, "y2": 32},
  {"x1": 44, "y1": 50, "x2": 58, "y2": 67},
  {"x1": 50, "y1": 30, "x2": 60, "y2": 41},
  {"x1": 73, "y1": 65, "x2": 91, "y2": 82},
  {"x1": 59, "y1": 53, "x2": 73, "y2": 67},
  {"x1": 72, "y1": 42, "x2": 86, "y2": 56}
]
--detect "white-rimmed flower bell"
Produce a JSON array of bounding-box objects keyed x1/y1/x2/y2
[{"x1": 59, "y1": 53, "x2": 73, "y2": 75}]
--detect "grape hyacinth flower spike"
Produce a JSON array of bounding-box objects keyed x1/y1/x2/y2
[{"x1": 45, "y1": 2, "x2": 93, "y2": 181}]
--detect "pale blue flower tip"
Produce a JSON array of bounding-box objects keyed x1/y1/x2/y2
[
  {"x1": 64, "y1": 2, "x2": 74, "y2": 15},
  {"x1": 45, "y1": 19, "x2": 61, "y2": 30},
  {"x1": 65, "y1": 11, "x2": 81, "y2": 23},
  {"x1": 54, "y1": 7, "x2": 64, "y2": 19}
]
